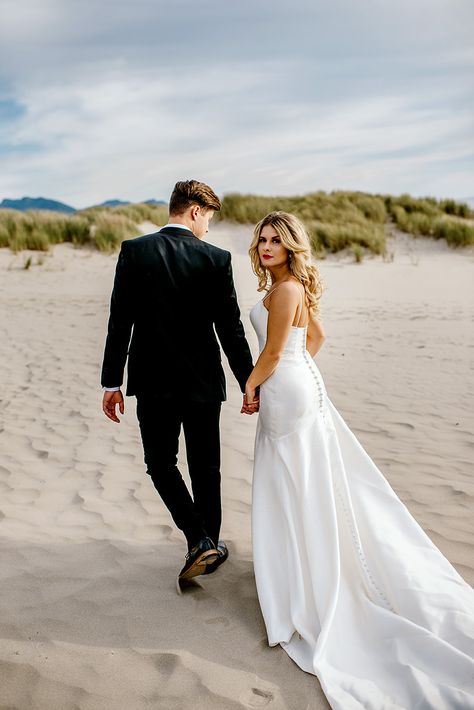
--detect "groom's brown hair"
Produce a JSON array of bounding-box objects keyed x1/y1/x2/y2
[{"x1": 169, "y1": 179, "x2": 221, "y2": 216}]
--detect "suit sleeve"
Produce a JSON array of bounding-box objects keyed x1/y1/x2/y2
[
  {"x1": 214, "y1": 252, "x2": 254, "y2": 393},
  {"x1": 100, "y1": 241, "x2": 135, "y2": 388}
]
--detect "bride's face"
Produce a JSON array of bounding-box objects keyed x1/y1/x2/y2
[{"x1": 258, "y1": 225, "x2": 289, "y2": 268}]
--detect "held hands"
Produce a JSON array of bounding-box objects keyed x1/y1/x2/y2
[
  {"x1": 241, "y1": 384, "x2": 260, "y2": 415},
  {"x1": 102, "y1": 390, "x2": 124, "y2": 423}
]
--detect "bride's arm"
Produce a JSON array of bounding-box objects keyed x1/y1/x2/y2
[
  {"x1": 246, "y1": 283, "x2": 300, "y2": 393},
  {"x1": 306, "y1": 313, "x2": 326, "y2": 358}
]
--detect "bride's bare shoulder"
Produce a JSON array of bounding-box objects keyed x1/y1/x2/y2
[
  {"x1": 271, "y1": 279, "x2": 303, "y2": 299},
  {"x1": 266, "y1": 280, "x2": 303, "y2": 316}
]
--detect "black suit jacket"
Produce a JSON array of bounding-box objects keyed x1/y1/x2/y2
[{"x1": 101, "y1": 226, "x2": 253, "y2": 401}]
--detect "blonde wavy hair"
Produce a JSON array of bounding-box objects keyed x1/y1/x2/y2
[{"x1": 249, "y1": 211, "x2": 323, "y2": 315}]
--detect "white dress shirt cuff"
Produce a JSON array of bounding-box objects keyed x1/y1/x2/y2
[{"x1": 103, "y1": 386, "x2": 121, "y2": 392}]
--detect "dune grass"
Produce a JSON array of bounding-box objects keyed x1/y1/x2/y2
[
  {"x1": 218, "y1": 191, "x2": 388, "y2": 256},
  {"x1": 81, "y1": 202, "x2": 168, "y2": 226},
  {"x1": 218, "y1": 191, "x2": 473, "y2": 254},
  {"x1": 385, "y1": 196, "x2": 474, "y2": 247},
  {"x1": 0, "y1": 205, "x2": 155, "y2": 253},
  {"x1": 0, "y1": 193, "x2": 471, "y2": 255},
  {"x1": 0, "y1": 210, "x2": 71, "y2": 252}
]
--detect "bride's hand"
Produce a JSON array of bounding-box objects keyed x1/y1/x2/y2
[{"x1": 241, "y1": 384, "x2": 260, "y2": 415}]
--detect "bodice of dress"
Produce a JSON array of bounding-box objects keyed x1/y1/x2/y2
[{"x1": 249, "y1": 299, "x2": 307, "y2": 360}]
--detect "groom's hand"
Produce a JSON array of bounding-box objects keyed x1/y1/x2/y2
[
  {"x1": 241, "y1": 385, "x2": 260, "y2": 415},
  {"x1": 241, "y1": 394, "x2": 259, "y2": 415},
  {"x1": 102, "y1": 390, "x2": 124, "y2": 423}
]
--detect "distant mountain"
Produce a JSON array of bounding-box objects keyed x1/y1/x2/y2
[
  {"x1": 1, "y1": 196, "x2": 167, "y2": 213},
  {"x1": 0, "y1": 196, "x2": 76, "y2": 213},
  {"x1": 94, "y1": 199, "x2": 131, "y2": 208},
  {"x1": 87, "y1": 198, "x2": 167, "y2": 208}
]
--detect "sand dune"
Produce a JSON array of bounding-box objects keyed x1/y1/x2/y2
[{"x1": 0, "y1": 225, "x2": 472, "y2": 709}]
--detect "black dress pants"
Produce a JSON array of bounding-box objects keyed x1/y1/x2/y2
[{"x1": 135, "y1": 396, "x2": 222, "y2": 550}]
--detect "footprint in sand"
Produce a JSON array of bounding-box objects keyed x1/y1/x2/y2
[
  {"x1": 240, "y1": 687, "x2": 274, "y2": 707},
  {"x1": 204, "y1": 616, "x2": 229, "y2": 626}
]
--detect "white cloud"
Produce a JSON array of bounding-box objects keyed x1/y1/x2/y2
[{"x1": 0, "y1": 0, "x2": 473, "y2": 204}]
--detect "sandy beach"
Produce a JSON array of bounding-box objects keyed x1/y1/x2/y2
[{"x1": 0, "y1": 223, "x2": 473, "y2": 710}]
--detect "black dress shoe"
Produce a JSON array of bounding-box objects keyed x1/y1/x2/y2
[
  {"x1": 178, "y1": 537, "x2": 219, "y2": 580},
  {"x1": 202, "y1": 541, "x2": 229, "y2": 575}
]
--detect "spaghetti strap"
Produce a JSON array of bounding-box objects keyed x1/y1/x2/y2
[
  {"x1": 263, "y1": 281, "x2": 309, "y2": 328},
  {"x1": 262, "y1": 283, "x2": 284, "y2": 303}
]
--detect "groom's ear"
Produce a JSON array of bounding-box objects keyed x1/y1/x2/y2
[{"x1": 190, "y1": 204, "x2": 200, "y2": 220}]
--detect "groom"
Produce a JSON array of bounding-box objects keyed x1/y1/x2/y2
[{"x1": 100, "y1": 179, "x2": 254, "y2": 580}]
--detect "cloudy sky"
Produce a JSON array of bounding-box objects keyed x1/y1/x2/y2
[{"x1": 0, "y1": 0, "x2": 473, "y2": 208}]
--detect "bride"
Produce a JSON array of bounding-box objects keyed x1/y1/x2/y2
[{"x1": 242, "y1": 211, "x2": 474, "y2": 709}]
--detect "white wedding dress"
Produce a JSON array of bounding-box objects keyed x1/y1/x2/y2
[{"x1": 250, "y1": 297, "x2": 474, "y2": 710}]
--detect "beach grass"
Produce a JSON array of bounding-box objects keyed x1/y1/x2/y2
[
  {"x1": 218, "y1": 191, "x2": 473, "y2": 254},
  {"x1": 81, "y1": 202, "x2": 168, "y2": 226},
  {"x1": 1, "y1": 193, "x2": 472, "y2": 255},
  {"x1": 0, "y1": 204, "x2": 161, "y2": 253},
  {"x1": 92, "y1": 213, "x2": 138, "y2": 252},
  {"x1": 387, "y1": 198, "x2": 474, "y2": 246}
]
